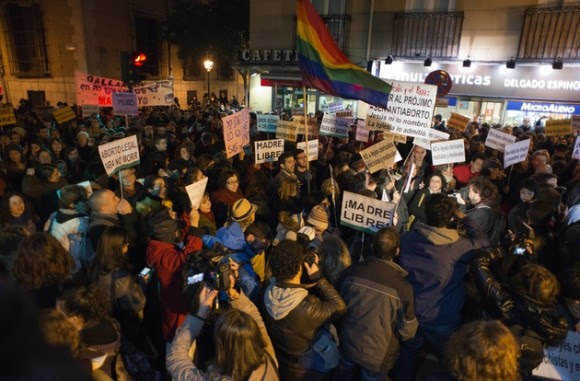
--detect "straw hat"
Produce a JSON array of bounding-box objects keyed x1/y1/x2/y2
[{"x1": 230, "y1": 198, "x2": 257, "y2": 221}]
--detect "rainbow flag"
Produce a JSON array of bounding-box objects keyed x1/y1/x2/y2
[{"x1": 296, "y1": 0, "x2": 391, "y2": 108}]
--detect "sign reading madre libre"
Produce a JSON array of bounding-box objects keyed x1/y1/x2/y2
[
  {"x1": 0, "y1": 106, "x2": 16, "y2": 126},
  {"x1": 341, "y1": 191, "x2": 395, "y2": 234},
  {"x1": 98, "y1": 135, "x2": 140, "y2": 176},
  {"x1": 112, "y1": 92, "x2": 138, "y2": 116},
  {"x1": 222, "y1": 108, "x2": 250, "y2": 158},
  {"x1": 431, "y1": 139, "x2": 466, "y2": 166},
  {"x1": 485, "y1": 128, "x2": 516, "y2": 152},
  {"x1": 545, "y1": 119, "x2": 573, "y2": 136},
  {"x1": 254, "y1": 139, "x2": 284, "y2": 164},
  {"x1": 52, "y1": 106, "x2": 76, "y2": 124},
  {"x1": 360, "y1": 139, "x2": 398, "y2": 174}
]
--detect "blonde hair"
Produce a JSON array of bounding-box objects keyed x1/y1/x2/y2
[
  {"x1": 277, "y1": 177, "x2": 299, "y2": 201},
  {"x1": 321, "y1": 178, "x2": 340, "y2": 201},
  {"x1": 446, "y1": 320, "x2": 520, "y2": 381}
]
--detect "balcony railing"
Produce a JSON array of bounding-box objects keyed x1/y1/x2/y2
[
  {"x1": 293, "y1": 14, "x2": 351, "y2": 53},
  {"x1": 392, "y1": 11, "x2": 463, "y2": 58},
  {"x1": 518, "y1": 7, "x2": 580, "y2": 60}
]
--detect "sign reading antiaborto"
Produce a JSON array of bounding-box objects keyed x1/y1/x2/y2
[
  {"x1": 98, "y1": 135, "x2": 140, "y2": 176},
  {"x1": 341, "y1": 191, "x2": 395, "y2": 234}
]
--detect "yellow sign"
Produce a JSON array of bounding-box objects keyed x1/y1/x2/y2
[
  {"x1": 0, "y1": 106, "x2": 16, "y2": 126},
  {"x1": 545, "y1": 119, "x2": 572, "y2": 136},
  {"x1": 276, "y1": 120, "x2": 297, "y2": 142},
  {"x1": 52, "y1": 106, "x2": 76, "y2": 124},
  {"x1": 447, "y1": 112, "x2": 471, "y2": 130}
]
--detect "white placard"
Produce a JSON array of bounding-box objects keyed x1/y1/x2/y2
[
  {"x1": 381, "y1": 188, "x2": 389, "y2": 202},
  {"x1": 532, "y1": 331, "x2": 580, "y2": 381},
  {"x1": 112, "y1": 92, "x2": 139, "y2": 116},
  {"x1": 185, "y1": 177, "x2": 209, "y2": 210},
  {"x1": 297, "y1": 139, "x2": 319, "y2": 161},
  {"x1": 329, "y1": 101, "x2": 344, "y2": 112},
  {"x1": 413, "y1": 138, "x2": 431, "y2": 150},
  {"x1": 572, "y1": 137, "x2": 580, "y2": 160},
  {"x1": 341, "y1": 191, "x2": 395, "y2": 234},
  {"x1": 365, "y1": 80, "x2": 437, "y2": 139},
  {"x1": 360, "y1": 139, "x2": 398, "y2": 173},
  {"x1": 320, "y1": 113, "x2": 349, "y2": 138},
  {"x1": 431, "y1": 139, "x2": 466, "y2": 166},
  {"x1": 485, "y1": 128, "x2": 516, "y2": 152},
  {"x1": 254, "y1": 139, "x2": 284, "y2": 164},
  {"x1": 414, "y1": 129, "x2": 450, "y2": 150},
  {"x1": 98, "y1": 135, "x2": 140, "y2": 176},
  {"x1": 82, "y1": 105, "x2": 100, "y2": 117},
  {"x1": 257, "y1": 114, "x2": 279, "y2": 133},
  {"x1": 355, "y1": 120, "x2": 369, "y2": 142},
  {"x1": 503, "y1": 139, "x2": 531, "y2": 168}
]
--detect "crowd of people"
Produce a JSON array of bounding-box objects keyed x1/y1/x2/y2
[{"x1": 0, "y1": 97, "x2": 578, "y2": 381}]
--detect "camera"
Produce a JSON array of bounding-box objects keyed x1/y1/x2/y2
[
  {"x1": 303, "y1": 247, "x2": 318, "y2": 266},
  {"x1": 511, "y1": 223, "x2": 535, "y2": 256}
]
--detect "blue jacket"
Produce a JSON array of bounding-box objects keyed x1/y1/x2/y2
[
  {"x1": 202, "y1": 222, "x2": 261, "y2": 302},
  {"x1": 399, "y1": 217, "x2": 489, "y2": 326}
]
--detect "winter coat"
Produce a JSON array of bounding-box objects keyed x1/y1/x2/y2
[
  {"x1": 399, "y1": 217, "x2": 489, "y2": 326},
  {"x1": 210, "y1": 188, "x2": 244, "y2": 228},
  {"x1": 338, "y1": 257, "x2": 418, "y2": 373},
  {"x1": 45, "y1": 209, "x2": 89, "y2": 271},
  {"x1": 146, "y1": 227, "x2": 203, "y2": 341},
  {"x1": 166, "y1": 292, "x2": 279, "y2": 381},
  {"x1": 95, "y1": 268, "x2": 146, "y2": 319}
]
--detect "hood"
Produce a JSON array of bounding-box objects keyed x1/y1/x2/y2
[
  {"x1": 55, "y1": 209, "x2": 86, "y2": 224},
  {"x1": 414, "y1": 222, "x2": 459, "y2": 245},
  {"x1": 264, "y1": 281, "x2": 308, "y2": 320},
  {"x1": 216, "y1": 222, "x2": 247, "y2": 251}
]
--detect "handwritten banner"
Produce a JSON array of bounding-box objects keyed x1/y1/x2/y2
[
  {"x1": 545, "y1": 119, "x2": 573, "y2": 136},
  {"x1": 112, "y1": 92, "x2": 138, "y2": 116},
  {"x1": 360, "y1": 139, "x2": 397, "y2": 173},
  {"x1": 485, "y1": 128, "x2": 516, "y2": 152},
  {"x1": 254, "y1": 139, "x2": 284, "y2": 164},
  {"x1": 341, "y1": 191, "x2": 395, "y2": 234},
  {"x1": 98, "y1": 135, "x2": 140, "y2": 176},
  {"x1": 431, "y1": 139, "x2": 466, "y2": 166},
  {"x1": 276, "y1": 120, "x2": 297, "y2": 142},
  {"x1": 297, "y1": 139, "x2": 319, "y2": 161},
  {"x1": 222, "y1": 109, "x2": 250, "y2": 158},
  {"x1": 52, "y1": 106, "x2": 76, "y2": 124},
  {"x1": 185, "y1": 177, "x2": 209, "y2": 210},
  {"x1": 0, "y1": 106, "x2": 16, "y2": 126},
  {"x1": 320, "y1": 113, "x2": 349, "y2": 138},
  {"x1": 503, "y1": 139, "x2": 531, "y2": 168},
  {"x1": 257, "y1": 114, "x2": 279, "y2": 133},
  {"x1": 446, "y1": 113, "x2": 471, "y2": 130}
]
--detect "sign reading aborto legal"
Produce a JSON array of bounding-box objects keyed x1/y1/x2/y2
[
  {"x1": 365, "y1": 80, "x2": 437, "y2": 139},
  {"x1": 254, "y1": 139, "x2": 284, "y2": 164},
  {"x1": 360, "y1": 139, "x2": 398, "y2": 174},
  {"x1": 503, "y1": 139, "x2": 531, "y2": 169},
  {"x1": 112, "y1": 92, "x2": 138, "y2": 116},
  {"x1": 341, "y1": 191, "x2": 395, "y2": 234},
  {"x1": 485, "y1": 128, "x2": 516, "y2": 152},
  {"x1": 98, "y1": 135, "x2": 140, "y2": 176},
  {"x1": 257, "y1": 114, "x2": 279, "y2": 133},
  {"x1": 52, "y1": 106, "x2": 76, "y2": 124},
  {"x1": 431, "y1": 139, "x2": 465, "y2": 166},
  {"x1": 320, "y1": 113, "x2": 350, "y2": 138}
]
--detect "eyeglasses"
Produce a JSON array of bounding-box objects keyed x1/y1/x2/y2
[{"x1": 227, "y1": 179, "x2": 239, "y2": 185}]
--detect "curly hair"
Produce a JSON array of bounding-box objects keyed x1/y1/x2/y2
[
  {"x1": 425, "y1": 193, "x2": 458, "y2": 228},
  {"x1": 277, "y1": 177, "x2": 299, "y2": 201},
  {"x1": 38, "y1": 309, "x2": 79, "y2": 355},
  {"x1": 58, "y1": 285, "x2": 108, "y2": 325},
  {"x1": 268, "y1": 240, "x2": 304, "y2": 281},
  {"x1": 11, "y1": 233, "x2": 73, "y2": 290},
  {"x1": 318, "y1": 235, "x2": 351, "y2": 285},
  {"x1": 468, "y1": 176, "x2": 500, "y2": 207},
  {"x1": 512, "y1": 264, "x2": 560, "y2": 305},
  {"x1": 217, "y1": 169, "x2": 239, "y2": 190},
  {"x1": 446, "y1": 320, "x2": 520, "y2": 381}
]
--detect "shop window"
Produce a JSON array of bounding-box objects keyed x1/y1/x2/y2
[
  {"x1": 134, "y1": 16, "x2": 161, "y2": 77},
  {"x1": 1, "y1": 1, "x2": 50, "y2": 77}
]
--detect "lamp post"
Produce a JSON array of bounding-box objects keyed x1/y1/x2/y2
[{"x1": 203, "y1": 59, "x2": 214, "y2": 105}]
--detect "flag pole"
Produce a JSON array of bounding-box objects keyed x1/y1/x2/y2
[{"x1": 303, "y1": 86, "x2": 311, "y2": 194}]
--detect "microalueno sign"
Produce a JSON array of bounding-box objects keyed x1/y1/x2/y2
[{"x1": 378, "y1": 62, "x2": 580, "y2": 103}]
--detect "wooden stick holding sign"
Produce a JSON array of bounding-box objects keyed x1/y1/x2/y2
[{"x1": 303, "y1": 86, "x2": 311, "y2": 194}]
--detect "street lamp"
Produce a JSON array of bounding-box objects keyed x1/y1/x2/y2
[{"x1": 204, "y1": 59, "x2": 214, "y2": 104}]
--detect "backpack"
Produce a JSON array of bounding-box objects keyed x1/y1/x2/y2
[{"x1": 79, "y1": 218, "x2": 115, "y2": 270}]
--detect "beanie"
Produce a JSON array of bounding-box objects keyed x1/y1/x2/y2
[{"x1": 307, "y1": 205, "x2": 329, "y2": 232}]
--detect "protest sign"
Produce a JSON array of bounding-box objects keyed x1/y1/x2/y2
[
  {"x1": 572, "y1": 115, "x2": 580, "y2": 130},
  {"x1": 52, "y1": 106, "x2": 76, "y2": 124},
  {"x1": 276, "y1": 120, "x2": 297, "y2": 142},
  {"x1": 185, "y1": 177, "x2": 209, "y2": 210},
  {"x1": 82, "y1": 105, "x2": 100, "y2": 117},
  {"x1": 297, "y1": 139, "x2": 319, "y2": 161},
  {"x1": 0, "y1": 106, "x2": 16, "y2": 126},
  {"x1": 329, "y1": 101, "x2": 343, "y2": 112},
  {"x1": 132, "y1": 80, "x2": 175, "y2": 106},
  {"x1": 257, "y1": 114, "x2": 279, "y2": 133},
  {"x1": 435, "y1": 98, "x2": 449, "y2": 108},
  {"x1": 254, "y1": 139, "x2": 284, "y2": 164},
  {"x1": 431, "y1": 139, "x2": 465, "y2": 166},
  {"x1": 222, "y1": 109, "x2": 250, "y2": 158},
  {"x1": 572, "y1": 137, "x2": 580, "y2": 160},
  {"x1": 485, "y1": 128, "x2": 516, "y2": 152},
  {"x1": 414, "y1": 128, "x2": 450, "y2": 149},
  {"x1": 385, "y1": 132, "x2": 407, "y2": 144},
  {"x1": 320, "y1": 113, "x2": 349, "y2": 138},
  {"x1": 413, "y1": 138, "x2": 431, "y2": 150},
  {"x1": 335, "y1": 110, "x2": 353, "y2": 122},
  {"x1": 112, "y1": 92, "x2": 138, "y2": 116},
  {"x1": 355, "y1": 120, "x2": 369, "y2": 142},
  {"x1": 357, "y1": 101, "x2": 370, "y2": 120},
  {"x1": 446, "y1": 113, "x2": 471, "y2": 131},
  {"x1": 98, "y1": 135, "x2": 140, "y2": 176},
  {"x1": 365, "y1": 80, "x2": 437, "y2": 139},
  {"x1": 545, "y1": 119, "x2": 573, "y2": 136},
  {"x1": 503, "y1": 139, "x2": 531, "y2": 168},
  {"x1": 341, "y1": 191, "x2": 395, "y2": 234},
  {"x1": 292, "y1": 115, "x2": 317, "y2": 136},
  {"x1": 532, "y1": 331, "x2": 580, "y2": 381},
  {"x1": 360, "y1": 139, "x2": 397, "y2": 173}
]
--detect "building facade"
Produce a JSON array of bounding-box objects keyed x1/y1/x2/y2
[
  {"x1": 0, "y1": 0, "x2": 245, "y2": 108},
  {"x1": 243, "y1": 0, "x2": 580, "y2": 125}
]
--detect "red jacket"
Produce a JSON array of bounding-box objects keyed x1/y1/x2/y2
[
  {"x1": 453, "y1": 164, "x2": 479, "y2": 187},
  {"x1": 146, "y1": 232, "x2": 202, "y2": 341}
]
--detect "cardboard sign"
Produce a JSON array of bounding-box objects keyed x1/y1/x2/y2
[
  {"x1": 341, "y1": 191, "x2": 395, "y2": 234},
  {"x1": 297, "y1": 139, "x2": 319, "y2": 161},
  {"x1": 52, "y1": 106, "x2": 76, "y2": 124},
  {"x1": 504, "y1": 139, "x2": 531, "y2": 168},
  {"x1": 572, "y1": 137, "x2": 580, "y2": 160},
  {"x1": 446, "y1": 113, "x2": 471, "y2": 131},
  {"x1": 365, "y1": 80, "x2": 437, "y2": 139},
  {"x1": 276, "y1": 120, "x2": 297, "y2": 142},
  {"x1": 485, "y1": 128, "x2": 516, "y2": 152},
  {"x1": 257, "y1": 114, "x2": 279, "y2": 133},
  {"x1": 355, "y1": 120, "x2": 369, "y2": 142},
  {"x1": 82, "y1": 105, "x2": 100, "y2": 118},
  {"x1": 360, "y1": 139, "x2": 398, "y2": 173},
  {"x1": 320, "y1": 113, "x2": 349, "y2": 138},
  {"x1": 112, "y1": 92, "x2": 138, "y2": 116},
  {"x1": 532, "y1": 331, "x2": 580, "y2": 381},
  {"x1": 335, "y1": 110, "x2": 353, "y2": 121},
  {"x1": 545, "y1": 119, "x2": 573, "y2": 136},
  {"x1": 385, "y1": 131, "x2": 407, "y2": 144},
  {"x1": 98, "y1": 135, "x2": 140, "y2": 176},
  {"x1": 222, "y1": 109, "x2": 250, "y2": 158},
  {"x1": 0, "y1": 106, "x2": 16, "y2": 126},
  {"x1": 435, "y1": 98, "x2": 449, "y2": 108},
  {"x1": 328, "y1": 101, "x2": 344, "y2": 112},
  {"x1": 254, "y1": 139, "x2": 284, "y2": 164},
  {"x1": 185, "y1": 177, "x2": 209, "y2": 210},
  {"x1": 357, "y1": 101, "x2": 370, "y2": 120},
  {"x1": 292, "y1": 115, "x2": 317, "y2": 136},
  {"x1": 572, "y1": 115, "x2": 580, "y2": 130},
  {"x1": 431, "y1": 139, "x2": 466, "y2": 166}
]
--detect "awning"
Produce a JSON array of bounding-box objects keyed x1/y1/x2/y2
[{"x1": 260, "y1": 73, "x2": 303, "y2": 88}]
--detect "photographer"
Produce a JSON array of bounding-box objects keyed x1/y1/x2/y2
[{"x1": 166, "y1": 261, "x2": 279, "y2": 380}]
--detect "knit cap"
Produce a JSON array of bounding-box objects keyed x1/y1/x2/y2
[{"x1": 307, "y1": 205, "x2": 329, "y2": 232}]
